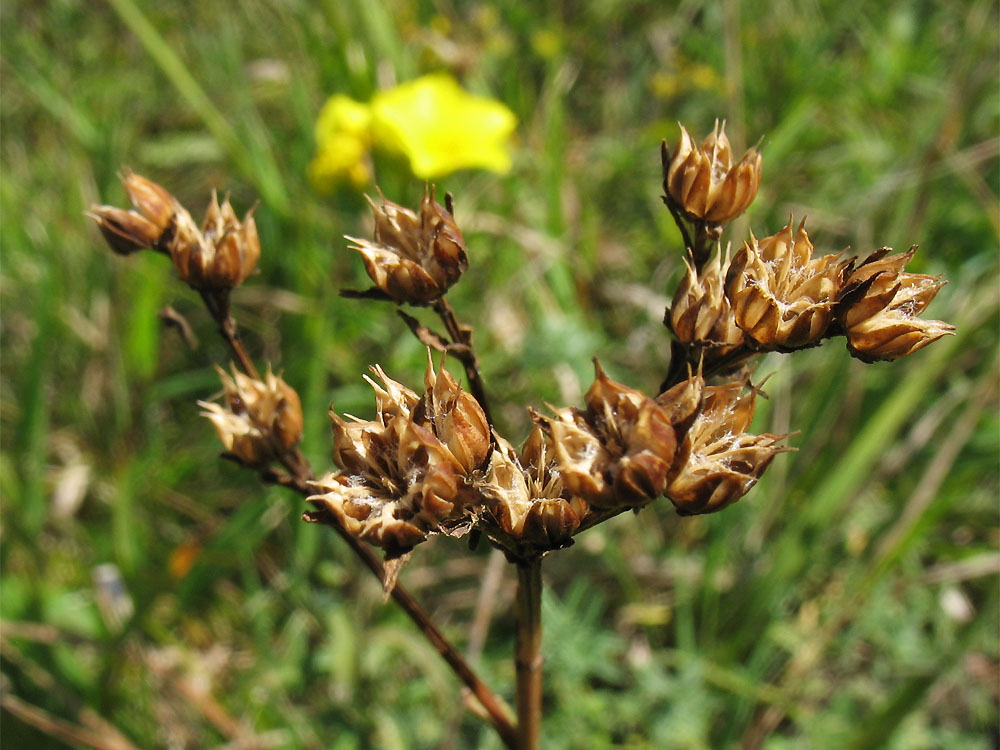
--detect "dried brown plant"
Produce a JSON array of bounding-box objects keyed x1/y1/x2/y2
[{"x1": 89, "y1": 121, "x2": 953, "y2": 750}]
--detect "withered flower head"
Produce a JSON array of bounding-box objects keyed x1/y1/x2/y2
[
  {"x1": 89, "y1": 171, "x2": 260, "y2": 290},
  {"x1": 168, "y1": 191, "x2": 260, "y2": 290},
  {"x1": 199, "y1": 365, "x2": 303, "y2": 466},
  {"x1": 346, "y1": 186, "x2": 468, "y2": 304},
  {"x1": 309, "y1": 356, "x2": 490, "y2": 558},
  {"x1": 87, "y1": 169, "x2": 175, "y2": 255},
  {"x1": 538, "y1": 362, "x2": 678, "y2": 511},
  {"x1": 725, "y1": 219, "x2": 849, "y2": 349},
  {"x1": 669, "y1": 244, "x2": 744, "y2": 355},
  {"x1": 837, "y1": 247, "x2": 954, "y2": 362},
  {"x1": 663, "y1": 121, "x2": 762, "y2": 225},
  {"x1": 666, "y1": 381, "x2": 790, "y2": 515},
  {"x1": 477, "y1": 430, "x2": 582, "y2": 551}
]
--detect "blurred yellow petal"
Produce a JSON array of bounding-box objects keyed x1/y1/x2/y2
[
  {"x1": 315, "y1": 94, "x2": 373, "y2": 141},
  {"x1": 309, "y1": 132, "x2": 371, "y2": 192},
  {"x1": 371, "y1": 73, "x2": 517, "y2": 179}
]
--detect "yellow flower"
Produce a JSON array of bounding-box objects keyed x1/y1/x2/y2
[
  {"x1": 371, "y1": 73, "x2": 517, "y2": 179},
  {"x1": 309, "y1": 131, "x2": 371, "y2": 191},
  {"x1": 316, "y1": 94, "x2": 373, "y2": 139},
  {"x1": 309, "y1": 95, "x2": 373, "y2": 190}
]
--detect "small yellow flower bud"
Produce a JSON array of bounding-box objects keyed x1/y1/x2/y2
[{"x1": 663, "y1": 121, "x2": 762, "y2": 225}]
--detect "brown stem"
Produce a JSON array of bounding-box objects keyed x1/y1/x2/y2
[
  {"x1": 248, "y1": 457, "x2": 517, "y2": 747},
  {"x1": 199, "y1": 289, "x2": 260, "y2": 380},
  {"x1": 690, "y1": 220, "x2": 716, "y2": 272},
  {"x1": 663, "y1": 197, "x2": 694, "y2": 254},
  {"x1": 306, "y1": 507, "x2": 517, "y2": 748},
  {"x1": 431, "y1": 297, "x2": 495, "y2": 426},
  {"x1": 514, "y1": 557, "x2": 543, "y2": 750},
  {"x1": 203, "y1": 294, "x2": 514, "y2": 747},
  {"x1": 659, "y1": 344, "x2": 757, "y2": 394}
]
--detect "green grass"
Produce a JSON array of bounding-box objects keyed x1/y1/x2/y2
[{"x1": 2, "y1": 1, "x2": 997, "y2": 748}]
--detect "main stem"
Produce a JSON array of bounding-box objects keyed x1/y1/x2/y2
[
  {"x1": 515, "y1": 558, "x2": 543, "y2": 750},
  {"x1": 305, "y1": 508, "x2": 517, "y2": 749}
]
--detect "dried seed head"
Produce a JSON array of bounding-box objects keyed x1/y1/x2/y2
[
  {"x1": 837, "y1": 247, "x2": 954, "y2": 362},
  {"x1": 87, "y1": 169, "x2": 176, "y2": 255},
  {"x1": 169, "y1": 191, "x2": 260, "y2": 290},
  {"x1": 423, "y1": 353, "x2": 491, "y2": 473},
  {"x1": 655, "y1": 366, "x2": 705, "y2": 441},
  {"x1": 666, "y1": 381, "x2": 790, "y2": 515},
  {"x1": 540, "y1": 362, "x2": 678, "y2": 511},
  {"x1": 669, "y1": 245, "x2": 744, "y2": 355},
  {"x1": 89, "y1": 170, "x2": 261, "y2": 290},
  {"x1": 310, "y1": 358, "x2": 487, "y2": 558},
  {"x1": 663, "y1": 121, "x2": 762, "y2": 225},
  {"x1": 476, "y1": 430, "x2": 580, "y2": 550},
  {"x1": 199, "y1": 365, "x2": 303, "y2": 466},
  {"x1": 346, "y1": 186, "x2": 468, "y2": 303},
  {"x1": 725, "y1": 219, "x2": 849, "y2": 349}
]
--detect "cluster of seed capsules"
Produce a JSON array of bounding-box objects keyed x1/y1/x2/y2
[{"x1": 89, "y1": 121, "x2": 953, "y2": 566}]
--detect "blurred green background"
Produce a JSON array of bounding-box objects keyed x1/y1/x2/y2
[{"x1": 2, "y1": 1, "x2": 998, "y2": 748}]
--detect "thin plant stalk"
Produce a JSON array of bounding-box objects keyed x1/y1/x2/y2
[
  {"x1": 198, "y1": 288, "x2": 518, "y2": 748},
  {"x1": 514, "y1": 558, "x2": 544, "y2": 750},
  {"x1": 432, "y1": 296, "x2": 494, "y2": 426}
]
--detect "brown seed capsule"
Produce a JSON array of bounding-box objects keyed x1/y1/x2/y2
[
  {"x1": 837, "y1": 247, "x2": 954, "y2": 361},
  {"x1": 168, "y1": 191, "x2": 260, "y2": 290},
  {"x1": 346, "y1": 186, "x2": 468, "y2": 303},
  {"x1": 541, "y1": 362, "x2": 678, "y2": 511},
  {"x1": 663, "y1": 121, "x2": 762, "y2": 225},
  {"x1": 422, "y1": 353, "x2": 491, "y2": 473},
  {"x1": 87, "y1": 169, "x2": 176, "y2": 255},
  {"x1": 669, "y1": 245, "x2": 744, "y2": 355},
  {"x1": 309, "y1": 359, "x2": 487, "y2": 559},
  {"x1": 725, "y1": 219, "x2": 850, "y2": 349},
  {"x1": 666, "y1": 381, "x2": 790, "y2": 515},
  {"x1": 199, "y1": 365, "x2": 303, "y2": 466},
  {"x1": 476, "y1": 430, "x2": 580, "y2": 550}
]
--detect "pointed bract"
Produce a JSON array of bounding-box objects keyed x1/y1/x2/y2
[
  {"x1": 347, "y1": 187, "x2": 468, "y2": 303},
  {"x1": 664, "y1": 121, "x2": 762, "y2": 225}
]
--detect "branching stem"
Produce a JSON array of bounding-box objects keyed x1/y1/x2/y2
[
  {"x1": 432, "y1": 297, "x2": 495, "y2": 426},
  {"x1": 202, "y1": 288, "x2": 516, "y2": 748}
]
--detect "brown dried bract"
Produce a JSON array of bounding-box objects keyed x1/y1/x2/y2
[
  {"x1": 89, "y1": 170, "x2": 260, "y2": 290},
  {"x1": 199, "y1": 365, "x2": 303, "y2": 466},
  {"x1": 346, "y1": 186, "x2": 468, "y2": 304},
  {"x1": 538, "y1": 362, "x2": 679, "y2": 512},
  {"x1": 476, "y1": 430, "x2": 581, "y2": 551},
  {"x1": 169, "y1": 191, "x2": 260, "y2": 290},
  {"x1": 663, "y1": 121, "x2": 762, "y2": 225},
  {"x1": 837, "y1": 247, "x2": 954, "y2": 362},
  {"x1": 669, "y1": 244, "x2": 744, "y2": 355},
  {"x1": 666, "y1": 381, "x2": 790, "y2": 515},
  {"x1": 725, "y1": 219, "x2": 850, "y2": 349},
  {"x1": 309, "y1": 357, "x2": 489, "y2": 558},
  {"x1": 87, "y1": 169, "x2": 175, "y2": 255}
]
